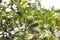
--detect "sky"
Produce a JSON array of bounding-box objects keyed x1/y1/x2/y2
[
  {"x1": 2, "y1": 0, "x2": 60, "y2": 9},
  {"x1": 30, "y1": 0, "x2": 60, "y2": 9},
  {"x1": 41, "y1": 0, "x2": 60, "y2": 9}
]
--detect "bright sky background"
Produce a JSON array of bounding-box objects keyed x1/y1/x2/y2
[
  {"x1": 2, "y1": 0, "x2": 60, "y2": 9},
  {"x1": 41, "y1": 0, "x2": 60, "y2": 9},
  {"x1": 30, "y1": 0, "x2": 60, "y2": 9}
]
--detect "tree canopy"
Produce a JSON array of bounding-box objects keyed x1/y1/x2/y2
[{"x1": 0, "y1": 0, "x2": 60, "y2": 40}]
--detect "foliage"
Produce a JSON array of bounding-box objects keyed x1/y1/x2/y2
[{"x1": 0, "y1": 0, "x2": 60, "y2": 40}]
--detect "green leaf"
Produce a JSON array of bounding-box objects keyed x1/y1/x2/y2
[{"x1": 25, "y1": 34, "x2": 34, "y2": 40}]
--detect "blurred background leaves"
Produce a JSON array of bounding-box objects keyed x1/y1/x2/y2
[{"x1": 0, "y1": 0, "x2": 60, "y2": 40}]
